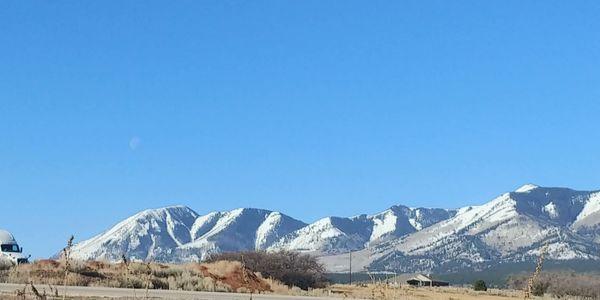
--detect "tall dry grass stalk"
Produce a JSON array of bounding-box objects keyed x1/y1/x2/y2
[
  {"x1": 524, "y1": 241, "x2": 549, "y2": 299},
  {"x1": 144, "y1": 261, "x2": 152, "y2": 300},
  {"x1": 61, "y1": 235, "x2": 74, "y2": 300},
  {"x1": 30, "y1": 282, "x2": 46, "y2": 300},
  {"x1": 15, "y1": 283, "x2": 27, "y2": 299},
  {"x1": 121, "y1": 254, "x2": 136, "y2": 298},
  {"x1": 240, "y1": 254, "x2": 253, "y2": 300}
]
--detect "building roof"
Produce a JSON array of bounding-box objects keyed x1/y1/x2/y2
[{"x1": 409, "y1": 274, "x2": 433, "y2": 282}]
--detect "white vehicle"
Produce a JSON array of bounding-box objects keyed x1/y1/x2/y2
[{"x1": 0, "y1": 229, "x2": 29, "y2": 265}]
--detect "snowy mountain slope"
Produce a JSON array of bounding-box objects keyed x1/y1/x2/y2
[
  {"x1": 572, "y1": 192, "x2": 600, "y2": 228},
  {"x1": 71, "y1": 206, "x2": 306, "y2": 262},
  {"x1": 175, "y1": 208, "x2": 307, "y2": 261},
  {"x1": 268, "y1": 206, "x2": 455, "y2": 254},
  {"x1": 320, "y1": 184, "x2": 600, "y2": 273},
  {"x1": 70, "y1": 206, "x2": 199, "y2": 261},
  {"x1": 267, "y1": 216, "x2": 372, "y2": 254},
  {"x1": 256, "y1": 211, "x2": 306, "y2": 249}
]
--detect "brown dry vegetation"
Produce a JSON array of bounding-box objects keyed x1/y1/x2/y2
[
  {"x1": 207, "y1": 250, "x2": 328, "y2": 290},
  {"x1": 251, "y1": 283, "x2": 537, "y2": 300},
  {"x1": 0, "y1": 259, "x2": 274, "y2": 294},
  {"x1": 309, "y1": 284, "x2": 562, "y2": 300},
  {"x1": 320, "y1": 284, "x2": 523, "y2": 300},
  {"x1": 508, "y1": 271, "x2": 600, "y2": 299},
  {"x1": 4, "y1": 259, "x2": 599, "y2": 299}
]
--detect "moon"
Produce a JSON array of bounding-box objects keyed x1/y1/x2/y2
[{"x1": 129, "y1": 136, "x2": 141, "y2": 151}]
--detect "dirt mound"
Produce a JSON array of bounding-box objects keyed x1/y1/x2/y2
[
  {"x1": 196, "y1": 262, "x2": 272, "y2": 293},
  {"x1": 35, "y1": 259, "x2": 60, "y2": 269}
]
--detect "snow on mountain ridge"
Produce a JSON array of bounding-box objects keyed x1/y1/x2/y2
[
  {"x1": 370, "y1": 210, "x2": 398, "y2": 240},
  {"x1": 269, "y1": 205, "x2": 455, "y2": 255},
  {"x1": 267, "y1": 217, "x2": 367, "y2": 254},
  {"x1": 71, "y1": 205, "x2": 199, "y2": 261},
  {"x1": 574, "y1": 192, "x2": 600, "y2": 227},
  {"x1": 71, "y1": 206, "x2": 306, "y2": 262},
  {"x1": 321, "y1": 186, "x2": 600, "y2": 273},
  {"x1": 69, "y1": 184, "x2": 600, "y2": 273},
  {"x1": 390, "y1": 193, "x2": 518, "y2": 255},
  {"x1": 515, "y1": 183, "x2": 540, "y2": 193},
  {"x1": 190, "y1": 212, "x2": 222, "y2": 240},
  {"x1": 255, "y1": 211, "x2": 307, "y2": 250}
]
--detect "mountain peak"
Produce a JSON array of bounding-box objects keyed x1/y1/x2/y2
[
  {"x1": 515, "y1": 183, "x2": 540, "y2": 193},
  {"x1": 72, "y1": 206, "x2": 306, "y2": 262},
  {"x1": 136, "y1": 205, "x2": 196, "y2": 215}
]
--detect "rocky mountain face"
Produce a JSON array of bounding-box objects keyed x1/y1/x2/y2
[
  {"x1": 70, "y1": 184, "x2": 600, "y2": 273},
  {"x1": 267, "y1": 206, "x2": 455, "y2": 254},
  {"x1": 70, "y1": 206, "x2": 307, "y2": 262},
  {"x1": 70, "y1": 205, "x2": 199, "y2": 262},
  {"x1": 321, "y1": 184, "x2": 600, "y2": 273}
]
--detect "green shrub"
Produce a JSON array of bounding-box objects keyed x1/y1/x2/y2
[{"x1": 473, "y1": 279, "x2": 487, "y2": 291}]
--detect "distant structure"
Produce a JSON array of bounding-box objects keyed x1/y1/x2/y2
[
  {"x1": 406, "y1": 274, "x2": 449, "y2": 287},
  {"x1": 0, "y1": 229, "x2": 29, "y2": 265}
]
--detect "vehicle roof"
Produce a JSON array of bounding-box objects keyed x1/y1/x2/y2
[{"x1": 0, "y1": 229, "x2": 17, "y2": 244}]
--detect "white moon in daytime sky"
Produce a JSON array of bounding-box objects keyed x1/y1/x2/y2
[{"x1": 129, "y1": 136, "x2": 141, "y2": 151}]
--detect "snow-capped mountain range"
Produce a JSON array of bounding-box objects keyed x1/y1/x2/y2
[
  {"x1": 70, "y1": 184, "x2": 600, "y2": 273},
  {"x1": 267, "y1": 206, "x2": 454, "y2": 254},
  {"x1": 70, "y1": 207, "x2": 307, "y2": 262}
]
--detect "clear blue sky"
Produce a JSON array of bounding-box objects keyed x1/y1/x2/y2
[{"x1": 1, "y1": 1, "x2": 599, "y2": 258}]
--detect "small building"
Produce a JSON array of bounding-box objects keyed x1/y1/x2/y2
[{"x1": 406, "y1": 274, "x2": 449, "y2": 287}]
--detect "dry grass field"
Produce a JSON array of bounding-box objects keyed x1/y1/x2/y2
[
  {"x1": 0, "y1": 259, "x2": 285, "y2": 294},
  {"x1": 317, "y1": 284, "x2": 525, "y2": 300},
  {"x1": 2, "y1": 259, "x2": 597, "y2": 299}
]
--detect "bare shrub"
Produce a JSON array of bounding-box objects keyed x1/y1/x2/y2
[
  {"x1": 508, "y1": 271, "x2": 600, "y2": 299},
  {"x1": 143, "y1": 261, "x2": 152, "y2": 299},
  {"x1": 473, "y1": 279, "x2": 487, "y2": 291},
  {"x1": 61, "y1": 235, "x2": 74, "y2": 300},
  {"x1": 264, "y1": 277, "x2": 293, "y2": 295},
  {"x1": 154, "y1": 265, "x2": 184, "y2": 278},
  {"x1": 214, "y1": 280, "x2": 231, "y2": 292},
  {"x1": 531, "y1": 280, "x2": 549, "y2": 296},
  {"x1": 149, "y1": 278, "x2": 169, "y2": 290},
  {"x1": 30, "y1": 282, "x2": 46, "y2": 300},
  {"x1": 200, "y1": 276, "x2": 216, "y2": 292},
  {"x1": 68, "y1": 259, "x2": 89, "y2": 274},
  {"x1": 0, "y1": 257, "x2": 14, "y2": 271}
]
